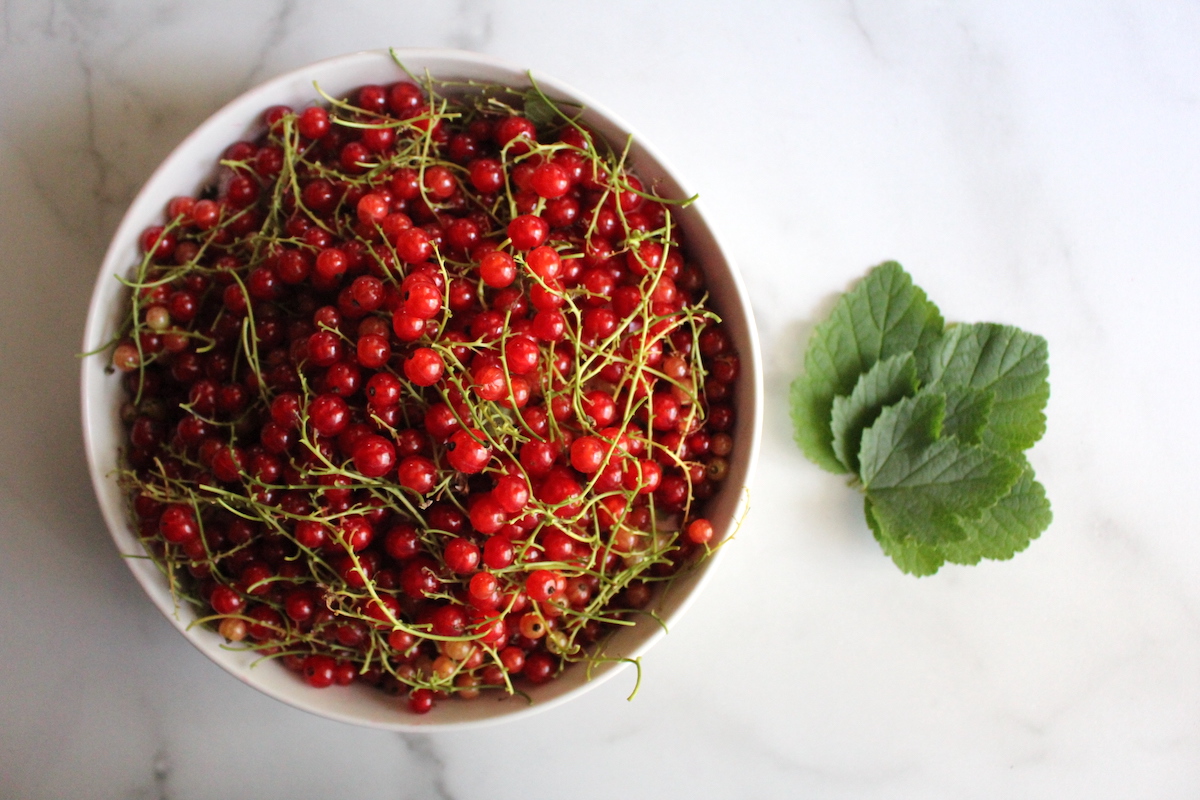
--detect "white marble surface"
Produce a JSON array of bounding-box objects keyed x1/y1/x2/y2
[{"x1": 1, "y1": 1, "x2": 1198, "y2": 797}]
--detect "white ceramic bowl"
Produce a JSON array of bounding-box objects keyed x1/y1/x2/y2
[{"x1": 81, "y1": 49, "x2": 762, "y2": 731}]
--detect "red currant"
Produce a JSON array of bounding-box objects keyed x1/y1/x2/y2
[
  {"x1": 507, "y1": 215, "x2": 549, "y2": 250},
  {"x1": 404, "y1": 347, "x2": 445, "y2": 386},
  {"x1": 352, "y1": 434, "x2": 396, "y2": 478},
  {"x1": 446, "y1": 429, "x2": 490, "y2": 474}
]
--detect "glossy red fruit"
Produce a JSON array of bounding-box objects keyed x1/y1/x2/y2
[
  {"x1": 409, "y1": 688, "x2": 435, "y2": 714},
  {"x1": 530, "y1": 162, "x2": 571, "y2": 199},
  {"x1": 479, "y1": 251, "x2": 517, "y2": 288},
  {"x1": 524, "y1": 569, "x2": 563, "y2": 602},
  {"x1": 302, "y1": 654, "x2": 337, "y2": 688},
  {"x1": 444, "y1": 537, "x2": 480, "y2": 574},
  {"x1": 297, "y1": 106, "x2": 330, "y2": 139},
  {"x1": 523, "y1": 651, "x2": 557, "y2": 684},
  {"x1": 158, "y1": 504, "x2": 199, "y2": 544},
  {"x1": 404, "y1": 347, "x2": 444, "y2": 386},
  {"x1": 507, "y1": 215, "x2": 549, "y2": 250},
  {"x1": 492, "y1": 474, "x2": 530, "y2": 514},
  {"x1": 352, "y1": 434, "x2": 395, "y2": 478},
  {"x1": 210, "y1": 585, "x2": 244, "y2": 616},
  {"x1": 494, "y1": 116, "x2": 536, "y2": 152},
  {"x1": 469, "y1": 496, "x2": 506, "y2": 535},
  {"x1": 685, "y1": 517, "x2": 715, "y2": 544},
  {"x1": 446, "y1": 429, "x2": 490, "y2": 474},
  {"x1": 308, "y1": 394, "x2": 349, "y2": 437},
  {"x1": 469, "y1": 158, "x2": 504, "y2": 193},
  {"x1": 430, "y1": 604, "x2": 467, "y2": 637},
  {"x1": 482, "y1": 536, "x2": 515, "y2": 569},
  {"x1": 569, "y1": 436, "x2": 607, "y2": 473},
  {"x1": 111, "y1": 88, "x2": 742, "y2": 715},
  {"x1": 397, "y1": 456, "x2": 437, "y2": 494}
]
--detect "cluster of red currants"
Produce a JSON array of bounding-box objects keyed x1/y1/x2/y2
[{"x1": 113, "y1": 76, "x2": 739, "y2": 714}]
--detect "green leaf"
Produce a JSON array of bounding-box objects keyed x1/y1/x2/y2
[
  {"x1": 857, "y1": 391, "x2": 946, "y2": 473},
  {"x1": 866, "y1": 499, "x2": 946, "y2": 576},
  {"x1": 868, "y1": 460, "x2": 1051, "y2": 575},
  {"x1": 938, "y1": 385, "x2": 994, "y2": 446},
  {"x1": 860, "y1": 394, "x2": 1023, "y2": 547},
  {"x1": 791, "y1": 262, "x2": 944, "y2": 473},
  {"x1": 940, "y1": 460, "x2": 1052, "y2": 564},
  {"x1": 791, "y1": 378, "x2": 847, "y2": 473},
  {"x1": 917, "y1": 323, "x2": 1049, "y2": 452},
  {"x1": 523, "y1": 92, "x2": 559, "y2": 128},
  {"x1": 830, "y1": 353, "x2": 919, "y2": 473},
  {"x1": 791, "y1": 262, "x2": 1051, "y2": 576}
]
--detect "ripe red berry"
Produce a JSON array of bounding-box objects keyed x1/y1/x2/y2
[
  {"x1": 394, "y1": 227, "x2": 432, "y2": 264},
  {"x1": 525, "y1": 245, "x2": 561, "y2": 280},
  {"x1": 140, "y1": 226, "x2": 177, "y2": 259},
  {"x1": 388, "y1": 82, "x2": 423, "y2": 114},
  {"x1": 315, "y1": 248, "x2": 348, "y2": 281},
  {"x1": 472, "y1": 364, "x2": 508, "y2": 402},
  {"x1": 525, "y1": 569, "x2": 563, "y2": 602},
  {"x1": 365, "y1": 372, "x2": 401, "y2": 408},
  {"x1": 423, "y1": 165, "x2": 457, "y2": 200},
  {"x1": 523, "y1": 651, "x2": 557, "y2": 684},
  {"x1": 352, "y1": 434, "x2": 396, "y2": 478},
  {"x1": 531, "y1": 309, "x2": 565, "y2": 341},
  {"x1": 444, "y1": 538, "x2": 481, "y2": 573},
  {"x1": 409, "y1": 688, "x2": 435, "y2": 714},
  {"x1": 308, "y1": 393, "x2": 349, "y2": 437},
  {"x1": 356, "y1": 334, "x2": 391, "y2": 369},
  {"x1": 507, "y1": 214, "x2": 549, "y2": 250},
  {"x1": 469, "y1": 158, "x2": 504, "y2": 193},
  {"x1": 468, "y1": 496, "x2": 506, "y2": 535},
  {"x1": 530, "y1": 162, "x2": 571, "y2": 199},
  {"x1": 494, "y1": 116, "x2": 536, "y2": 152},
  {"x1": 297, "y1": 106, "x2": 330, "y2": 139},
  {"x1": 306, "y1": 330, "x2": 341, "y2": 367},
  {"x1": 210, "y1": 585, "x2": 244, "y2": 616},
  {"x1": 570, "y1": 436, "x2": 607, "y2": 473},
  {"x1": 404, "y1": 347, "x2": 445, "y2": 386},
  {"x1": 446, "y1": 429, "x2": 490, "y2": 474},
  {"x1": 403, "y1": 278, "x2": 442, "y2": 319},
  {"x1": 479, "y1": 251, "x2": 517, "y2": 288},
  {"x1": 159, "y1": 504, "x2": 199, "y2": 544},
  {"x1": 685, "y1": 518, "x2": 715, "y2": 545},
  {"x1": 503, "y1": 335, "x2": 539, "y2": 374},
  {"x1": 423, "y1": 403, "x2": 461, "y2": 440},
  {"x1": 397, "y1": 455, "x2": 437, "y2": 494},
  {"x1": 431, "y1": 604, "x2": 467, "y2": 636},
  {"x1": 109, "y1": 85, "x2": 741, "y2": 715},
  {"x1": 483, "y1": 536, "x2": 515, "y2": 569},
  {"x1": 492, "y1": 474, "x2": 530, "y2": 514}
]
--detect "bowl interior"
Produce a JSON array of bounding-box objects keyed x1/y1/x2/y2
[{"x1": 81, "y1": 48, "x2": 762, "y2": 730}]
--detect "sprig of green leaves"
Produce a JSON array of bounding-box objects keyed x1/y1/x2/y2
[{"x1": 790, "y1": 262, "x2": 1051, "y2": 575}]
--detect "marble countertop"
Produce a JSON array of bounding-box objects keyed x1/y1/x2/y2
[{"x1": 2, "y1": 1, "x2": 1198, "y2": 797}]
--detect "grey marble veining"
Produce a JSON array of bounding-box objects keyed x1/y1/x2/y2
[{"x1": 1, "y1": 1, "x2": 1198, "y2": 797}]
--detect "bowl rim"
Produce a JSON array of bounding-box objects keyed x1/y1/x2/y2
[{"x1": 80, "y1": 47, "x2": 763, "y2": 731}]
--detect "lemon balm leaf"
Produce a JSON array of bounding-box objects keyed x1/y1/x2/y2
[
  {"x1": 859, "y1": 394, "x2": 1023, "y2": 547},
  {"x1": 830, "y1": 353, "x2": 919, "y2": 473},
  {"x1": 917, "y1": 323, "x2": 1049, "y2": 452},
  {"x1": 791, "y1": 262, "x2": 944, "y2": 473}
]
